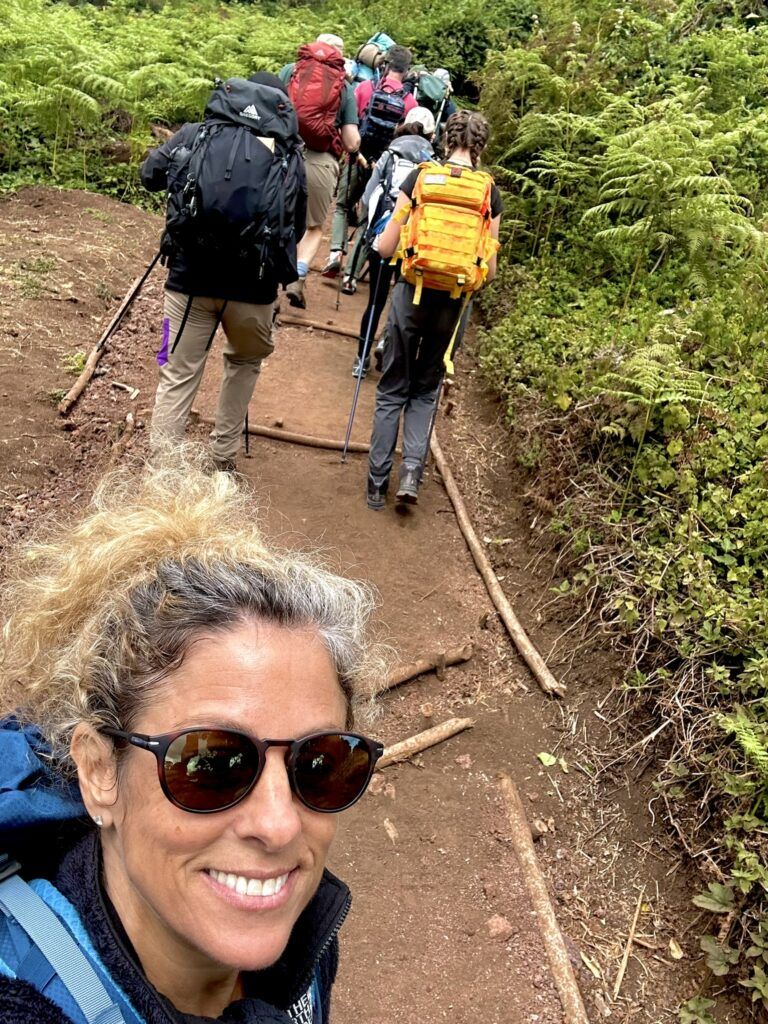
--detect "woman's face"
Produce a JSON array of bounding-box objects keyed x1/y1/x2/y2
[{"x1": 97, "y1": 619, "x2": 347, "y2": 974}]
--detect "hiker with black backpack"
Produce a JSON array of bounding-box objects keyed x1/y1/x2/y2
[
  {"x1": 365, "y1": 111, "x2": 503, "y2": 512},
  {"x1": 322, "y1": 44, "x2": 417, "y2": 292},
  {"x1": 140, "y1": 73, "x2": 307, "y2": 472},
  {"x1": 279, "y1": 34, "x2": 361, "y2": 310}
]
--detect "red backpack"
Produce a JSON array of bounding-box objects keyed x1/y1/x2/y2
[{"x1": 288, "y1": 42, "x2": 347, "y2": 155}]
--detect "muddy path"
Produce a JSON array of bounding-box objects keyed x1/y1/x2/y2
[{"x1": 0, "y1": 187, "x2": 747, "y2": 1022}]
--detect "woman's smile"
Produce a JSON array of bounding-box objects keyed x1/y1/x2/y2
[{"x1": 203, "y1": 866, "x2": 297, "y2": 909}]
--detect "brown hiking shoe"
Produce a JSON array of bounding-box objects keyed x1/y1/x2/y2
[{"x1": 285, "y1": 277, "x2": 306, "y2": 309}]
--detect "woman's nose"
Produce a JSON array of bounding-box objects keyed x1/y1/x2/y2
[{"x1": 233, "y1": 747, "x2": 302, "y2": 848}]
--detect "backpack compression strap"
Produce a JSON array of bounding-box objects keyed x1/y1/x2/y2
[{"x1": 0, "y1": 870, "x2": 129, "y2": 1024}]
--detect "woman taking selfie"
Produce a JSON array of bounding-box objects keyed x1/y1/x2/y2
[{"x1": 0, "y1": 458, "x2": 383, "y2": 1024}]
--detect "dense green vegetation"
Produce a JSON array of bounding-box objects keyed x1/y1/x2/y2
[
  {"x1": 479, "y1": 0, "x2": 768, "y2": 1013},
  {"x1": 0, "y1": 0, "x2": 530, "y2": 198},
  {"x1": 4, "y1": 0, "x2": 768, "y2": 1013}
]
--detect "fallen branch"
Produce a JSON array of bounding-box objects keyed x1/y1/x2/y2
[
  {"x1": 378, "y1": 718, "x2": 474, "y2": 768},
  {"x1": 276, "y1": 315, "x2": 360, "y2": 340},
  {"x1": 430, "y1": 433, "x2": 565, "y2": 698},
  {"x1": 613, "y1": 888, "x2": 644, "y2": 999},
  {"x1": 498, "y1": 775, "x2": 590, "y2": 1024},
  {"x1": 59, "y1": 253, "x2": 159, "y2": 416},
  {"x1": 107, "y1": 412, "x2": 135, "y2": 467},
  {"x1": 198, "y1": 417, "x2": 370, "y2": 454},
  {"x1": 378, "y1": 643, "x2": 474, "y2": 693}
]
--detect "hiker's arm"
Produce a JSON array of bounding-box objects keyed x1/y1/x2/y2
[
  {"x1": 140, "y1": 124, "x2": 196, "y2": 192},
  {"x1": 339, "y1": 83, "x2": 361, "y2": 154},
  {"x1": 377, "y1": 191, "x2": 410, "y2": 259},
  {"x1": 486, "y1": 214, "x2": 501, "y2": 283},
  {"x1": 340, "y1": 123, "x2": 361, "y2": 154}
]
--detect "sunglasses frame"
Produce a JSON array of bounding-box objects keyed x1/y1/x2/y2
[{"x1": 102, "y1": 727, "x2": 384, "y2": 815}]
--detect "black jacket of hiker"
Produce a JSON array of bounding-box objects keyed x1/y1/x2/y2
[
  {"x1": 0, "y1": 832, "x2": 347, "y2": 1024},
  {"x1": 141, "y1": 123, "x2": 308, "y2": 305}
]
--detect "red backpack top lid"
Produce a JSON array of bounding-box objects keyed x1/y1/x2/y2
[{"x1": 288, "y1": 42, "x2": 347, "y2": 155}]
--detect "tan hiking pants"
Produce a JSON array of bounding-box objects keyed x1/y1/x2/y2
[{"x1": 151, "y1": 290, "x2": 275, "y2": 460}]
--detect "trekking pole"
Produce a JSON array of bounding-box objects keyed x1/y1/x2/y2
[
  {"x1": 244, "y1": 410, "x2": 250, "y2": 455},
  {"x1": 340, "y1": 257, "x2": 386, "y2": 463},
  {"x1": 434, "y1": 95, "x2": 448, "y2": 148},
  {"x1": 419, "y1": 372, "x2": 446, "y2": 484},
  {"x1": 336, "y1": 153, "x2": 354, "y2": 312},
  {"x1": 418, "y1": 296, "x2": 470, "y2": 482},
  {"x1": 103, "y1": 251, "x2": 161, "y2": 351}
]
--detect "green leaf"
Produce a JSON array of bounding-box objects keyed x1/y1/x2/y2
[
  {"x1": 537, "y1": 752, "x2": 557, "y2": 767},
  {"x1": 692, "y1": 882, "x2": 735, "y2": 913}
]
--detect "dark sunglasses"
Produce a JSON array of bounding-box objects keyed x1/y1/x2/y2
[{"x1": 102, "y1": 727, "x2": 384, "y2": 814}]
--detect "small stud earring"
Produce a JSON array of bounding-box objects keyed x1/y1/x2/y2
[{"x1": 93, "y1": 815, "x2": 103, "y2": 827}]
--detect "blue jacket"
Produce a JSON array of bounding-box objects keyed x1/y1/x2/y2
[
  {"x1": 0, "y1": 833, "x2": 348, "y2": 1024},
  {"x1": 0, "y1": 723, "x2": 348, "y2": 1024}
]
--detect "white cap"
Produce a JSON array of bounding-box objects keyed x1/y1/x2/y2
[
  {"x1": 433, "y1": 68, "x2": 451, "y2": 86},
  {"x1": 405, "y1": 105, "x2": 436, "y2": 135},
  {"x1": 316, "y1": 33, "x2": 344, "y2": 54}
]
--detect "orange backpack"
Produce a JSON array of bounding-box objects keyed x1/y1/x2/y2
[{"x1": 396, "y1": 161, "x2": 499, "y2": 305}]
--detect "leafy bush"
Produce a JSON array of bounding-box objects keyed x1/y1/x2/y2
[{"x1": 478, "y1": 0, "x2": 768, "y2": 1010}]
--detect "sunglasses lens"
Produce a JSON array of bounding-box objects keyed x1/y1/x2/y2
[
  {"x1": 164, "y1": 730, "x2": 259, "y2": 811},
  {"x1": 293, "y1": 733, "x2": 375, "y2": 812}
]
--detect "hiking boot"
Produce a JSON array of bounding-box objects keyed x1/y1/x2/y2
[
  {"x1": 321, "y1": 252, "x2": 342, "y2": 278},
  {"x1": 352, "y1": 354, "x2": 369, "y2": 378},
  {"x1": 285, "y1": 277, "x2": 306, "y2": 309},
  {"x1": 341, "y1": 277, "x2": 357, "y2": 295},
  {"x1": 212, "y1": 456, "x2": 237, "y2": 476},
  {"x1": 366, "y1": 476, "x2": 388, "y2": 511},
  {"x1": 395, "y1": 465, "x2": 420, "y2": 505}
]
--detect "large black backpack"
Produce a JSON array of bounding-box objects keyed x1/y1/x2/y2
[
  {"x1": 358, "y1": 82, "x2": 407, "y2": 161},
  {"x1": 161, "y1": 78, "x2": 304, "y2": 285}
]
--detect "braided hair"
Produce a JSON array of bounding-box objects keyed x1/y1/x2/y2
[{"x1": 443, "y1": 110, "x2": 490, "y2": 168}]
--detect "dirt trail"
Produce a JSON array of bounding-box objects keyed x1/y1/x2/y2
[
  {"x1": 1, "y1": 187, "x2": 749, "y2": 1023},
  {"x1": 193, "y1": 269, "x2": 566, "y2": 1023}
]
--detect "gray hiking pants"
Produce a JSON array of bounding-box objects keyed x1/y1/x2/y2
[{"x1": 368, "y1": 280, "x2": 465, "y2": 488}]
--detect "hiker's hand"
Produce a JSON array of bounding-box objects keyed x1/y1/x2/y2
[{"x1": 355, "y1": 153, "x2": 369, "y2": 170}]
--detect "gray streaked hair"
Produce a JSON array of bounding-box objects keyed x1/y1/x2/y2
[{"x1": 0, "y1": 451, "x2": 384, "y2": 772}]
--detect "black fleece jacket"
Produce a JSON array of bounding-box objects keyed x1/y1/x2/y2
[{"x1": 0, "y1": 833, "x2": 349, "y2": 1024}]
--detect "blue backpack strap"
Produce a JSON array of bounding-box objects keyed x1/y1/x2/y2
[{"x1": 0, "y1": 867, "x2": 128, "y2": 1024}]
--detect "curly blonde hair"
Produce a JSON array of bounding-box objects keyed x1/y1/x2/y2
[{"x1": 0, "y1": 454, "x2": 383, "y2": 771}]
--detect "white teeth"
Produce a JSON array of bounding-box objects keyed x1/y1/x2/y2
[{"x1": 209, "y1": 870, "x2": 290, "y2": 897}]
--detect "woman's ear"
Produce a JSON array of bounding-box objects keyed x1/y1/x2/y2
[{"x1": 70, "y1": 723, "x2": 119, "y2": 827}]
